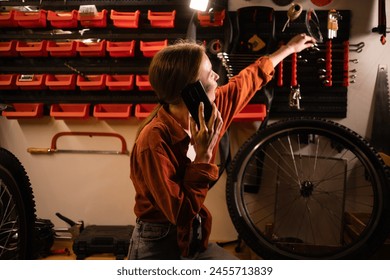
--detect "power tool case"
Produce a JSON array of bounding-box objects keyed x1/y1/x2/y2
[{"x1": 72, "y1": 225, "x2": 134, "y2": 260}]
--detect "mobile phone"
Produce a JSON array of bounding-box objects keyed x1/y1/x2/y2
[{"x1": 181, "y1": 80, "x2": 213, "y2": 127}]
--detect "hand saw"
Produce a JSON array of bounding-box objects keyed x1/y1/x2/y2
[{"x1": 370, "y1": 64, "x2": 390, "y2": 157}]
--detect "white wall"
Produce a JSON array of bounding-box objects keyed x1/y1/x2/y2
[{"x1": 0, "y1": 0, "x2": 389, "y2": 242}]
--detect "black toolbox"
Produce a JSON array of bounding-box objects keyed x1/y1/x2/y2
[{"x1": 72, "y1": 225, "x2": 134, "y2": 260}]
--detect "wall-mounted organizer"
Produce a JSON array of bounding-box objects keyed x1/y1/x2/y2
[
  {"x1": 220, "y1": 6, "x2": 353, "y2": 118},
  {"x1": 0, "y1": 0, "x2": 229, "y2": 119}
]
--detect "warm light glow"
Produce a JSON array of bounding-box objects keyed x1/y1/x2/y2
[{"x1": 189, "y1": 0, "x2": 209, "y2": 12}]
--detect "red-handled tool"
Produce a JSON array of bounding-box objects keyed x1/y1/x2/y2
[{"x1": 27, "y1": 131, "x2": 129, "y2": 155}]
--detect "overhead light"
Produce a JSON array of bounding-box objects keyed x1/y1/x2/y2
[{"x1": 189, "y1": 0, "x2": 209, "y2": 12}]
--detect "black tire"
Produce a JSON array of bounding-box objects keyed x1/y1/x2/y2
[
  {"x1": 226, "y1": 118, "x2": 390, "y2": 259},
  {"x1": 0, "y1": 148, "x2": 36, "y2": 259}
]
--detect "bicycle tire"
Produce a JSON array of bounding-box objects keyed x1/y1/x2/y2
[
  {"x1": 226, "y1": 118, "x2": 390, "y2": 259},
  {"x1": 0, "y1": 148, "x2": 36, "y2": 259}
]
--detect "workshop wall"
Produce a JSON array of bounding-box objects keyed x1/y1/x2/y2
[{"x1": 0, "y1": 0, "x2": 389, "y2": 242}]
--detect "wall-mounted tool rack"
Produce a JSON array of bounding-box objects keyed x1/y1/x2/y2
[
  {"x1": 221, "y1": 7, "x2": 353, "y2": 118},
  {"x1": 0, "y1": 0, "x2": 228, "y2": 119}
]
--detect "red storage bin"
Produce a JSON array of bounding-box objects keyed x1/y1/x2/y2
[
  {"x1": 147, "y1": 10, "x2": 176, "y2": 28},
  {"x1": 135, "y1": 104, "x2": 158, "y2": 120},
  {"x1": 0, "y1": 10, "x2": 18, "y2": 28},
  {"x1": 46, "y1": 41, "x2": 77, "y2": 57},
  {"x1": 1, "y1": 103, "x2": 44, "y2": 119},
  {"x1": 16, "y1": 74, "x2": 46, "y2": 90},
  {"x1": 50, "y1": 103, "x2": 90, "y2": 119},
  {"x1": 110, "y1": 10, "x2": 140, "y2": 28},
  {"x1": 93, "y1": 104, "x2": 132, "y2": 119},
  {"x1": 106, "y1": 40, "x2": 136, "y2": 57},
  {"x1": 78, "y1": 9, "x2": 107, "y2": 28},
  {"x1": 197, "y1": 10, "x2": 225, "y2": 27},
  {"x1": 45, "y1": 74, "x2": 76, "y2": 90},
  {"x1": 47, "y1": 10, "x2": 78, "y2": 28},
  {"x1": 106, "y1": 74, "x2": 134, "y2": 91},
  {"x1": 233, "y1": 104, "x2": 267, "y2": 122},
  {"x1": 0, "y1": 74, "x2": 18, "y2": 90},
  {"x1": 140, "y1": 39, "x2": 168, "y2": 57},
  {"x1": 136, "y1": 75, "x2": 153, "y2": 91},
  {"x1": 77, "y1": 74, "x2": 106, "y2": 91},
  {"x1": 14, "y1": 10, "x2": 47, "y2": 28},
  {"x1": 76, "y1": 40, "x2": 106, "y2": 57},
  {"x1": 16, "y1": 40, "x2": 48, "y2": 57},
  {"x1": 0, "y1": 40, "x2": 18, "y2": 57}
]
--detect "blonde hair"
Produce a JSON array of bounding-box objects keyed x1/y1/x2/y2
[{"x1": 136, "y1": 40, "x2": 205, "y2": 138}]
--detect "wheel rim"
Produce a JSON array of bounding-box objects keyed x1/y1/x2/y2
[{"x1": 229, "y1": 121, "x2": 389, "y2": 259}]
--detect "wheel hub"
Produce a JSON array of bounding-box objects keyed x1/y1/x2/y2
[{"x1": 300, "y1": 180, "x2": 314, "y2": 197}]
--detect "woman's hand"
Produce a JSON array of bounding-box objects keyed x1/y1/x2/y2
[
  {"x1": 286, "y1": 33, "x2": 316, "y2": 53},
  {"x1": 269, "y1": 33, "x2": 316, "y2": 67},
  {"x1": 190, "y1": 102, "x2": 223, "y2": 163}
]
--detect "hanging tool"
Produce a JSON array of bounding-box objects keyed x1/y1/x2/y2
[
  {"x1": 372, "y1": 0, "x2": 389, "y2": 45},
  {"x1": 369, "y1": 64, "x2": 390, "y2": 156},
  {"x1": 289, "y1": 52, "x2": 301, "y2": 109},
  {"x1": 27, "y1": 131, "x2": 129, "y2": 155},
  {"x1": 282, "y1": 3, "x2": 303, "y2": 32}
]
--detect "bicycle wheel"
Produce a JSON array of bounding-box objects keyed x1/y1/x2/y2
[
  {"x1": 226, "y1": 118, "x2": 390, "y2": 259},
  {"x1": 0, "y1": 148, "x2": 36, "y2": 259}
]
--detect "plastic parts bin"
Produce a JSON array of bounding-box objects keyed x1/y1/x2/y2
[
  {"x1": 0, "y1": 40, "x2": 18, "y2": 57},
  {"x1": 0, "y1": 10, "x2": 18, "y2": 28},
  {"x1": 14, "y1": 10, "x2": 47, "y2": 28},
  {"x1": 232, "y1": 104, "x2": 267, "y2": 122},
  {"x1": 76, "y1": 40, "x2": 106, "y2": 57},
  {"x1": 93, "y1": 104, "x2": 132, "y2": 119},
  {"x1": 135, "y1": 75, "x2": 153, "y2": 91},
  {"x1": 16, "y1": 40, "x2": 48, "y2": 57},
  {"x1": 0, "y1": 74, "x2": 18, "y2": 90},
  {"x1": 134, "y1": 104, "x2": 158, "y2": 120},
  {"x1": 106, "y1": 40, "x2": 136, "y2": 57},
  {"x1": 140, "y1": 39, "x2": 168, "y2": 57},
  {"x1": 147, "y1": 10, "x2": 176, "y2": 28},
  {"x1": 45, "y1": 74, "x2": 76, "y2": 90},
  {"x1": 50, "y1": 103, "x2": 90, "y2": 119},
  {"x1": 110, "y1": 10, "x2": 140, "y2": 28},
  {"x1": 105, "y1": 74, "x2": 135, "y2": 91},
  {"x1": 77, "y1": 74, "x2": 106, "y2": 91},
  {"x1": 78, "y1": 9, "x2": 107, "y2": 28},
  {"x1": 47, "y1": 41, "x2": 77, "y2": 57},
  {"x1": 16, "y1": 74, "x2": 47, "y2": 90},
  {"x1": 1, "y1": 103, "x2": 44, "y2": 119},
  {"x1": 47, "y1": 10, "x2": 78, "y2": 28}
]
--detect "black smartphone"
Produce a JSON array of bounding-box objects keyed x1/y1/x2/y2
[{"x1": 181, "y1": 80, "x2": 213, "y2": 127}]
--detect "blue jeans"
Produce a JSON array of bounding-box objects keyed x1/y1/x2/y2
[{"x1": 127, "y1": 220, "x2": 239, "y2": 260}]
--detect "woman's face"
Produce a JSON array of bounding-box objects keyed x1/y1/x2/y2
[{"x1": 198, "y1": 53, "x2": 219, "y2": 102}]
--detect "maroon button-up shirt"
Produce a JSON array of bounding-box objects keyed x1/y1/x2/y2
[{"x1": 130, "y1": 57, "x2": 275, "y2": 256}]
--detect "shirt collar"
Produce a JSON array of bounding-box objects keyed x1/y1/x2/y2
[{"x1": 156, "y1": 105, "x2": 190, "y2": 145}]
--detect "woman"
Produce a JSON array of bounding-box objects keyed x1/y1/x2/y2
[{"x1": 128, "y1": 34, "x2": 316, "y2": 260}]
